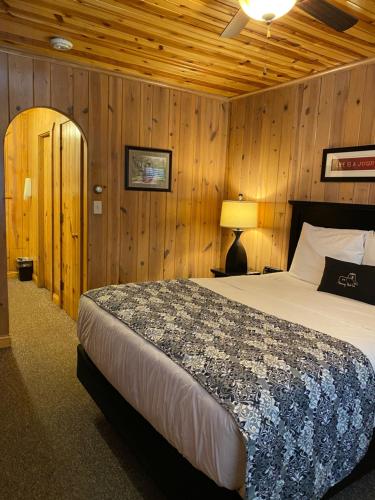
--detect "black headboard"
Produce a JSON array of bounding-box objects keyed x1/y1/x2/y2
[{"x1": 287, "y1": 201, "x2": 375, "y2": 269}]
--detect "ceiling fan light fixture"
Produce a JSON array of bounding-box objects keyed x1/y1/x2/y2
[{"x1": 239, "y1": 0, "x2": 297, "y2": 22}]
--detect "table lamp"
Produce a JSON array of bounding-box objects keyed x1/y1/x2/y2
[{"x1": 220, "y1": 194, "x2": 258, "y2": 274}]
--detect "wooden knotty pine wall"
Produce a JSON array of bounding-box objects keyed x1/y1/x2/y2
[
  {"x1": 2, "y1": 48, "x2": 375, "y2": 340},
  {"x1": 222, "y1": 62, "x2": 375, "y2": 274},
  {"x1": 0, "y1": 50, "x2": 228, "y2": 338}
]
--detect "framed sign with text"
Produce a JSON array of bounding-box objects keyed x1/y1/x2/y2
[{"x1": 321, "y1": 145, "x2": 375, "y2": 182}]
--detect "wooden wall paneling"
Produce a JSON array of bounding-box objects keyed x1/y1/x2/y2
[
  {"x1": 120, "y1": 80, "x2": 141, "y2": 284},
  {"x1": 41, "y1": 132, "x2": 53, "y2": 291},
  {"x1": 148, "y1": 85, "x2": 169, "y2": 282},
  {"x1": 338, "y1": 66, "x2": 367, "y2": 202},
  {"x1": 278, "y1": 84, "x2": 305, "y2": 270},
  {"x1": 243, "y1": 96, "x2": 265, "y2": 270},
  {"x1": 358, "y1": 64, "x2": 375, "y2": 203},
  {"x1": 52, "y1": 122, "x2": 61, "y2": 304},
  {"x1": 73, "y1": 69, "x2": 89, "y2": 139},
  {"x1": 33, "y1": 59, "x2": 51, "y2": 107},
  {"x1": 81, "y1": 140, "x2": 88, "y2": 291},
  {"x1": 88, "y1": 72, "x2": 109, "y2": 289},
  {"x1": 226, "y1": 99, "x2": 246, "y2": 200},
  {"x1": 51, "y1": 64, "x2": 73, "y2": 118},
  {"x1": 0, "y1": 50, "x2": 229, "y2": 335},
  {"x1": 4, "y1": 115, "x2": 31, "y2": 274},
  {"x1": 196, "y1": 97, "x2": 214, "y2": 278},
  {"x1": 135, "y1": 84, "x2": 152, "y2": 281},
  {"x1": 49, "y1": 65, "x2": 75, "y2": 296},
  {"x1": 36, "y1": 129, "x2": 46, "y2": 287},
  {"x1": 225, "y1": 60, "x2": 375, "y2": 272},
  {"x1": 213, "y1": 101, "x2": 229, "y2": 268},
  {"x1": 295, "y1": 79, "x2": 322, "y2": 202},
  {"x1": 281, "y1": 85, "x2": 304, "y2": 206},
  {"x1": 174, "y1": 92, "x2": 196, "y2": 278},
  {"x1": 106, "y1": 76, "x2": 123, "y2": 284},
  {"x1": 259, "y1": 90, "x2": 285, "y2": 273},
  {"x1": 26, "y1": 111, "x2": 38, "y2": 280},
  {"x1": 212, "y1": 100, "x2": 228, "y2": 271},
  {"x1": 188, "y1": 96, "x2": 203, "y2": 279},
  {"x1": 136, "y1": 83, "x2": 153, "y2": 282},
  {"x1": 163, "y1": 90, "x2": 181, "y2": 280},
  {"x1": 4, "y1": 129, "x2": 11, "y2": 273},
  {"x1": 5, "y1": 124, "x2": 18, "y2": 273},
  {"x1": 310, "y1": 74, "x2": 335, "y2": 202},
  {"x1": 323, "y1": 71, "x2": 351, "y2": 202},
  {"x1": 278, "y1": 85, "x2": 304, "y2": 269},
  {"x1": 0, "y1": 52, "x2": 10, "y2": 338},
  {"x1": 26, "y1": 109, "x2": 52, "y2": 282},
  {"x1": 269, "y1": 86, "x2": 298, "y2": 269},
  {"x1": 19, "y1": 116, "x2": 30, "y2": 267},
  {"x1": 61, "y1": 120, "x2": 82, "y2": 319},
  {"x1": 197, "y1": 98, "x2": 224, "y2": 277},
  {"x1": 254, "y1": 91, "x2": 275, "y2": 272},
  {"x1": 72, "y1": 68, "x2": 89, "y2": 291},
  {"x1": 248, "y1": 96, "x2": 263, "y2": 272},
  {"x1": 220, "y1": 98, "x2": 246, "y2": 267},
  {"x1": 8, "y1": 54, "x2": 33, "y2": 120}
]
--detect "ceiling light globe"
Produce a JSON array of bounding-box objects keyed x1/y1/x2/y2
[{"x1": 239, "y1": 0, "x2": 297, "y2": 22}]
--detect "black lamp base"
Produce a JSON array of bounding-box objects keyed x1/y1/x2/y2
[{"x1": 225, "y1": 230, "x2": 247, "y2": 274}]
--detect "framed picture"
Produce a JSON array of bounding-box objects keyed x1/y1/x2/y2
[
  {"x1": 321, "y1": 145, "x2": 375, "y2": 182},
  {"x1": 125, "y1": 146, "x2": 172, "y2": 191}
]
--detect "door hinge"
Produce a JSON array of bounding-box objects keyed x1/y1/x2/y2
[{"x1": 60, "y1": 280, "x2": 64, "y2": 291}]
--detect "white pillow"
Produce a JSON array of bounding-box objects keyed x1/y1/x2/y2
[
  {"x1": 363, "y1": 232, "x2": 375, "y2": 266},
  {"x1": 289, "y1": 222, "x2": 367, "y2": 285}
]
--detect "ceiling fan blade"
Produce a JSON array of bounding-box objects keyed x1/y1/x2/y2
[
  {"x1": 297, "y1": 0, "x2": 358, "y2": 32},
  {"x1": 221, "y1": 8, "x2": 249, "y2": 38}
]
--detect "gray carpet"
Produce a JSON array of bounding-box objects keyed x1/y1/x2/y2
[
  {"x1": 0, "y1": 279, "x2": 164, "y2": 500},
  {"x1": 0, "y1": 279, "x2": 374, "y2": 499}
]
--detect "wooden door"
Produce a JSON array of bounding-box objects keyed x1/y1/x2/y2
[
  {"x1": 43, "y1": 133, "x2": 53, "y2": 291},
  {"x1": 38, "y1": 132, "x2": 52, "y2": 290},
  {"x1": 61, "y1": 121, "x2": 82, "y2": 320}
]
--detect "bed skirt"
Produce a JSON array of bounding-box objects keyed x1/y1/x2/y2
[{"x1": 76, "y1": 344, "x2": 375, "y2": 499}]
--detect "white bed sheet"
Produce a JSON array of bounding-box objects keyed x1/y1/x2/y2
[{"x1": 77, "y1": 272, "x2": 375, "y2": 492}]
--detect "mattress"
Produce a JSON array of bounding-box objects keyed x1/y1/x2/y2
[{"x1": 77, "y1": 272, "x2": 375, "y2": 492}]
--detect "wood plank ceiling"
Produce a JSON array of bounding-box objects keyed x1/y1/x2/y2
[{"x1": 0, "y1": 0, "x2": 375, "y2": 97}]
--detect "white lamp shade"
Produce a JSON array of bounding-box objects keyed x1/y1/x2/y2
[
  {"x1": 240, "y1": 0, "x2": 297, "y2": 22},
  {"x1": 23, "y1": 177, "x2": 32, "y2": 200},
  {"x1": 220, "y1": 200, "x2": 258, "y2": 229}
]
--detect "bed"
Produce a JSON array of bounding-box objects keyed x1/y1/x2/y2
[{"x1": 77, "y1": 200, "x2": 375, "y2": 499}]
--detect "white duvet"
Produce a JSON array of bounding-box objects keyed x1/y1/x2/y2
[{"x1": 77, "y1": 272, "x2": 375, "y2": 492}]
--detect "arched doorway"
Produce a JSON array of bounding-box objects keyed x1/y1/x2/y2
[{"x1": 4, "y1": 107, "x2": 87, "y2": 321}]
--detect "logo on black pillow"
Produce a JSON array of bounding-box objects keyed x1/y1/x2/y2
[{"x1": 338, "y1": 273, "x2": 358, "y2": 288}]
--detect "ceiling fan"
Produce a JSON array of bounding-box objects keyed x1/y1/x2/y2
[{"x1": 221, "y1": 0, "x2": 358, "y2": 38}]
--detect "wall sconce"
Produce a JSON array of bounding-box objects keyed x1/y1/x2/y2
[{"x1": 23, "y1": 178, "x2": 32, "y2": 200}]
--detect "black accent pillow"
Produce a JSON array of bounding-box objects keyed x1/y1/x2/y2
[{"x1": 318, "y1": 257, "x2": 375, "y2": 305}]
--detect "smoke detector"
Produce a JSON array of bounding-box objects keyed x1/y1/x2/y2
[{"x1": 50, "y1": 37, "x2": 73, "y2": 51}]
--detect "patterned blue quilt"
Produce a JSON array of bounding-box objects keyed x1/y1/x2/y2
[{"x1": 85, "y1": 279, "x2": 375, "y2": 499}]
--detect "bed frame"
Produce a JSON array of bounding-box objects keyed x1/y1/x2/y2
[{"x1": 77, "y1": 200, "x2": 375, "y2": 499}]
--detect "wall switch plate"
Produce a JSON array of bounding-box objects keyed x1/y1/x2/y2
[{"x1": 93, "y1": 200, "x2": 102, "y2": 215}]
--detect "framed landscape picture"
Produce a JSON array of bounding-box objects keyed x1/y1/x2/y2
[
  {"x1": 321, "y1": 145, "x2": 375, "y2": 182},
  {"x1": 125, "y1": 146, "x2": 172, "y2": 191}
]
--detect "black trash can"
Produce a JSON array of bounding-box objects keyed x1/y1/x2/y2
[{"x1": 16, "y1": 258, "x2": 33, "y2": 282}]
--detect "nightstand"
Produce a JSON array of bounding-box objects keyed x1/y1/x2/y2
[{"x1": 210, "y1": 268, "x2": 261, "y2": 278}]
